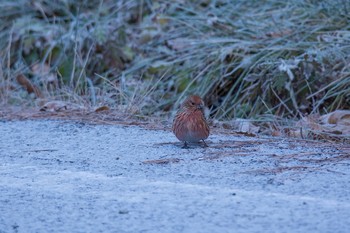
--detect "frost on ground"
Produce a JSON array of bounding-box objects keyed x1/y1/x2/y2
[{"x1": 0, "y1": 120, "x2": 349, "y2": 233}]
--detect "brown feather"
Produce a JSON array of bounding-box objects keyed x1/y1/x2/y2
[{"x1": 172, "y1": 95, "x2": 210, "y2": 144}]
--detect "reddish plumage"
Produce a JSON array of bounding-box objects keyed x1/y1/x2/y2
[{"x1": 172, "y1": 95, "x2": 210, "y2": 148}]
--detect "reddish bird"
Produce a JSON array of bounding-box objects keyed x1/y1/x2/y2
[{"x1": 172, "y1": 95, "x2": 210, "y2": 148}]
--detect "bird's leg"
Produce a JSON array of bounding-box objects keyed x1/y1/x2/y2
[
  {"x1": 182, "y1": 141, "x2": 189, "y2": 149},
  {"x1": 202, "y1": 139, "x2": 208, "y2": 147}
]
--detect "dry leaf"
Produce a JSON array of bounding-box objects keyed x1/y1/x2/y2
[
  {"x1": 94, "y1": 106, "x2": 110, "y2": 112},
  {"x1": 293, "y1": 111, "x2": 350, "y2": 140},
  {"x1": 320, "y1": 110, "x2": 350, "y2": 135},
  {"x1": 320, "y1": 110, "x2": 350, "y2": 125},
  {"x1": 213, "y1": 119, "x2": 259, "y2": 135},
  {"x1": 40, "y1": 101, "x2": 85, "y2": 112},
  {"x1": 40, "y1": 101, "x2": 67, "y2": 112},
  {"x1": 234, "y1": 119, "x2": 260, "y2": 135},
  {"x1": 16, "y1": 74, "x2": 43, "y2": 98},
  {"x1": 271, "y1": 130, "x2": 282, "y2": 137}
]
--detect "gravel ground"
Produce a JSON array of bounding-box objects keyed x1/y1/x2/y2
[{"x1": 0, "y1": 120, "x2": 349, "y2": 233}]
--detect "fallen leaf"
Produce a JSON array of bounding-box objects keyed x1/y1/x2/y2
[
  {"x1": 40, "y1": 101, "x2": 67, "y2": 112},
  {"x1": 232, "y1": 119, "x2": 260, "y2": 135},
  {"x1": 94, "y1": 106, "x2": 110, "y2": 112},
  {"x1": 16, "y1": 74, "x2": 43, "y2": 98},
  {"x1": 293, "y1": 111, "x2": 350, "y2": 141},
  {"x1": 213, "y1": 119, "x2": 259, "y2": 135},
  {"x1": 320, "y1": 110, "x2": 350, "y2": 125},
  {"x1": 40, "y1": 101, "x2": 85, "y2": 112},
  {"x1": 320, "y1": 110, "x2": 350, "y2": 135}
]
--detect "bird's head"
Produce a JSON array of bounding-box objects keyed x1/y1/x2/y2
[{"x1": 182, "y1": 95, "x2": 205, "y2": 111}]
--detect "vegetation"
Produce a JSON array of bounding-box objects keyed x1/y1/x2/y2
[{"x1": 1, "y1": 0, "x2": 349, "y2": 122}]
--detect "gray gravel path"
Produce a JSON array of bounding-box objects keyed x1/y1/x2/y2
[{"x1": 0, "y1": 120, "x2": 349, "y2": 233}]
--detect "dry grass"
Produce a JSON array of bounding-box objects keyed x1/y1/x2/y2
[{"x1": 0, "y1": 0, "x2": 349, "y2": 139}]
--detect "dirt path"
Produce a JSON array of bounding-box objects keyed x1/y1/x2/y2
[{"x1": 0, "y1": 120, "x2": 349, "y2": 233}]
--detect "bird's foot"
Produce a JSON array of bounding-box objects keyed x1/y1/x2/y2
[
  {"x1": 182, "y1": 142, "x2": 189, "y2": 149},
  {"x1": 202, "y1": 140, "x2": 208, "y2": 147}
]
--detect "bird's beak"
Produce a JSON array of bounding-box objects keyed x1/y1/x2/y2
[{"x1": 196, "y1": 104, "x2": 204, "y2": 110}]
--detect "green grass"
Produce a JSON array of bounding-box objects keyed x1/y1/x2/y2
[{"x1": 0, "y1": 0, "x2": 349, "y2": 122}]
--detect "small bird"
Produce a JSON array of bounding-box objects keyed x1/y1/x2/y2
[{"x1": 172, "y1": 95, "x2": 210, "y2": 148}]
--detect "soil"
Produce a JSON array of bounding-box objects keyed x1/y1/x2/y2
[{"x1": 0, "y1": 119, "x2": 349, "y2": 233}]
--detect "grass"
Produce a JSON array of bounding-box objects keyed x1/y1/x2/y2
[{"x1": 0, "y1": 0, "x2": 349, "y2": 125}]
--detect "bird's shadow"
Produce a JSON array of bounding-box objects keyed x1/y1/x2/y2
[{"x1": 154, "y1": 141, "x2": 209, "y2": 149}]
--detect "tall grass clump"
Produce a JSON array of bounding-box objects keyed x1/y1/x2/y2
[
  {"x1": 0, "y1": 0, "x2": 349, "y2": 120},
  {"x1": 131, "y1": 0, "x2": 350, "y2": 120},
  {"x1": 0, "y1": 0, "x2": 147, "y2": 111}
]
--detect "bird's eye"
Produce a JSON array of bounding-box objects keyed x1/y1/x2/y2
[{"x1": 190, "y1": 102, "x2": 195, "y2": 105}]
